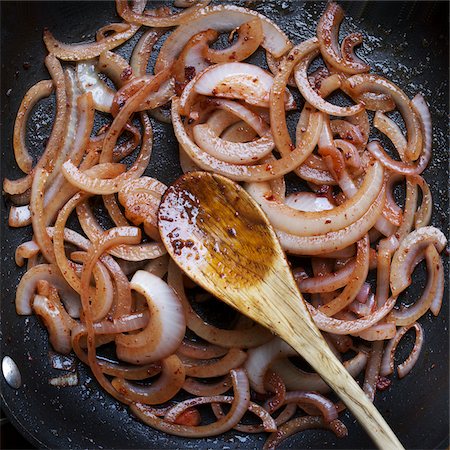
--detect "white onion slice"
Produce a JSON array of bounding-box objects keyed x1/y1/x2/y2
[
  {"x1": 155, "y1": 5, "x2": 292, "y2": 72},
  {"x1": 76, "y1": 60, "x2": 115, "y2": 113},
  {"x1": 390, "y1": 226, "x2": 447, "y2": 297},
  {"x1": 193, "y1": 63, "x2": 295, "y2": 109},
  {"x1": 115, "y1": 271, "x2": 186, "y2": 364}
]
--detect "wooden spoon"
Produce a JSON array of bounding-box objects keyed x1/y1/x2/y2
[{"x1": 158, "y1": 171, "x2": 403, "y2": 450}]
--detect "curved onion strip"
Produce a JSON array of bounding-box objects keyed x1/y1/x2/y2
[
  {"x1": 307, "y1": 296, "x2": 396, "y2": 335},
  {"x1": 346, "y1": 74, "x2": 422, "y2": 161},
  {"x1": 244, "y1": 337, "x2": 295, "y2": 393},
  {"x1": 62, "y1": 113, "x2": 154, "y2": 195},
  {"x1": 116, "y1": 0, "x2": 211, "y2": 27},
  {"x1": 44, "y1": 93, "x2": 96, "y2": 224},
  {"x1": 13, "y1": 80, "x2": 53, "y2": 173},
  {"x1": 212, "y1": 400, "x2": 276, "y2": 433},
  {"x1": 8, "y1": 205, "x2": 32, "y2": 228},
  {"x1": 103, "y1": 194, "x2": 129, "y2": 227},
  {"x1": 373, "y1": 111, "x2": 407, "y2": 161},
  {"x1": 30, "y1": 168, "x2": 55, "y2": 263},
  {"x1": 380, "y1": 323, "x2": 424, "y2": 378},
  {"x1": 173, "y1": 98, "x2": 322, "y2": 182},
  {"x1": 318, "y1": 236, "x2": 370, "y2": 316},
  {"x1": 178, "y1": 339, "x2": 228, "y2": 360},
  {"x1": 173, "y1": 29, "x2": 217, "y2": 90},
  {"x1": 43, "y1": 23, "x2": 140, "y2": 61},
  {"x1": 115, "y1": 271, "x2": 186, "y2": 364},
  {"x1": 77, "y1": 60, "x2": 114, "y2": 112},
  {"x1": 281, "y1": 391, "x2": 337, "y2": 423},
  {"x1": 204, "y1": 19, "x2": 263, "y2": 64},
  {"x1": 102, "y1": 74, "x2": 164, "y2": 159},
  {"x1": 15, "y1": 240, "x2": 40, "y2": 267},
  {"x1": 70, "y1": 252, "x2": 114, "y2": 323},
  {"x1": 293, "y1": 46, "x2": 363, "y2": 117},
  {"x1": 375, "y1": 235, "x2": 399, "y2": 308},
  {"x1": 32, "y1": 293, "x2": 76, "y2": 354},
  {"x1": 297, "y1": 259, "x2": 356, "y2": 294},
  {"x1": 317, "y1": 3, "x2": 369, "y2": 74},
  {"x1": 272, "y1": 352, "x2": 368, "y2": 393},
  {"x1": 3, "y1": 175, "x2": 33, "y2": 197},
  {"x1": 112, "y1": 355, "x2": 185, "y2": 405},
  {"x1": 168, "y1": 260, "x2": 273, "y2": 348},
  {"x1": 131, "y1": 29, "x2": 166, "y2": 77},
  {"x1": 247, "y1": 161, "x2": 383, "y2": 236},
  {"x1": 278, "y1": 186, "x2": 385, "y2": 255},
  {"x1": 362, "y1": 340, "x2": 384, "y2": 402},
  {"x1": 76, "y1": 196, "x2": 165, "y2": 261},
  {"x1": 353, "y1": 320, "x2": 396, "y2": 341},
  {"x1": 413, "y1": 175, "x2": 432, "y2": 229},
  {"x1": 15, "y1": 263, "x2": 79, "y2": 316},
  {"x1": 155, "y1": 5, "x2": 292, "y2": 72},
  {"x1": 193, "y1": 124, "x2": 274, "y2": 164},
  {"x1": 181, "y1": 348, "x2": 247, "y2": 378},
  {"x1": 130, "y1": 368, "x2": 250, "y2": 437},
  {"x1": 390, "y1": 226, "x2": 447, "y2": 297},
  {"x1": 389, "y1": 244, "x2": 444, "y2": 325},
  {"x1": 193, "y1": 62, "x2": 295, "y2": 109},
  {"x1": 182, "y1": 375, "x2": 232, "y2": 396},
  {"x1": 80, "y1": 226, "x2": 142, "y2": 405},
  {"x1": 263, "y1": 416, "x2": 347, "y2": 450}
]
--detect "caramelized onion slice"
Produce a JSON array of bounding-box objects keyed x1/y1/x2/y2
[{"x1": 155, "y1": 5, "x2": 292, "y2": 72}]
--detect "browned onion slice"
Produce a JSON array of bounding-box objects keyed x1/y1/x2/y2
[
  {"x1": 317, "y1": 2, "x2": 369, "y2": 74},
  {"x1": 155, "y1": 5, "x2": 292, "y2": 72}
]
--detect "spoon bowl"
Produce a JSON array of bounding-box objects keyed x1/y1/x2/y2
[{"x1": 158, "y1": 171, "x2": 403, "y2": 450}]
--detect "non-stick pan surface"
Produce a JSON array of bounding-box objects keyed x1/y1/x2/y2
[{"x1": 1, "y1": 1, "x2": 448, "y2": 449}]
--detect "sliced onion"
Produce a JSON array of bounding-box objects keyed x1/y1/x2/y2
[
  {"x1": 15, "y1": 240, "x2": 40, "y2": 267},
  {"x1": 32, "y1": 294, "x2": 75, "y2": 354},
  {"x1": 116, "y1": 0, "x2": 211, "y2": 27},
  {"x1": 193, "y1": 62, "x2": 295, "y2": 109},
  {"x1": 173, "y1": 98, "x2": 322, "y2": 182},
  {"x1": 131, "y1": 29, "x2": 166, "y2": 77},
  {"x1": 112, "y1": 355, "x2": 185, "y2": 405},
  {"x1": 307, "y1": 296, "x2": 396, "y2": 335},
  {"x1": 264, "y1": 415, "x2": 347, "y2": 450},
  {"x1": 318, "y1": 235, "x2": 370, "y2": 316},
  {"x1": 317, "y1": 2, "x2": 369, "y2": 74},
  {"x1": 44, "y1": 23, "x2": 140, "y2": 61},
  {"x1": 130, "y1": 368, "x2": 250, "y2": 437},
  {"x1": 278, "y1": 185, "x2": 385, "y2": 255},
  {"x1": 8, "y1": 205, "x2": 32, "y2": 228},
  {"x1": 245, "y1": 337, "x2": 295, "y2": 393},
  {"x1": 172, "y1": 29, "x2": 217, "y2": 91},
  {"x1": 77, "y1": 60, "x2": 114, "y2": 113},
  {"x1": 389, "y1": 244, "x2": 444, "y2": 325},
  {"x1": 13, "y1": 80, "x2": 53, "y2": 173},
  {"x1": 284, "y1": 192, "x2": 334, "y2": 213},
  {"x1": 293, "y1": 45, "x2": 363, "y2": 117},
  {"x1": 15, "y1": 263, "x2": 79, "y2": 316},
  {"x1": 204, "y1": 19, "x2": 263, "y2": 64},
  {"x1": 390, "y1": 226, "x2": 447, "y2": 297},
  {"x1": 282, "y1": 391, "x2": 338, "y2": 423},
  {"x1": 183, "y1": 375, "x2": 232, "y2": 396},
  {"x1": 168, "y1": 260, "x2": 273, "y2": 348},
  {"x1": 380, "y1": 323, "x2": 424, "y2": 378},
  {"x1": 246, "y1": 161, "x2": 383, "y2": 236},
  {"x1": 180, "y1": 348, "x2": 247, "y2": 378},
  {"x1": 346, "y1": 74, "x2": 422, "y2": 161},
  {"x1": 155, "y1": 5, "x2": 292, "y2": 72},
  {"x1": 115, "y1": 271, "x2": 185, "y2": 364},
  {"x1": 272, "y1": 351, "x2": 368, "y2": 393}
]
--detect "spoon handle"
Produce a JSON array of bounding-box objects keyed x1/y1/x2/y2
[{"x1": 279, "y1": 296, "x2": 404, "y2": 450}]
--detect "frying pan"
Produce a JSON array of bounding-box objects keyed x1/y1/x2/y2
[{"x1": 1, "y1": 1, "x2": 448, "y2": 449}]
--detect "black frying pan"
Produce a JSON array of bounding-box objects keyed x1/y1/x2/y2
[{"x1": 1, "y1": 1, "x2": 448, "y2": 449}]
